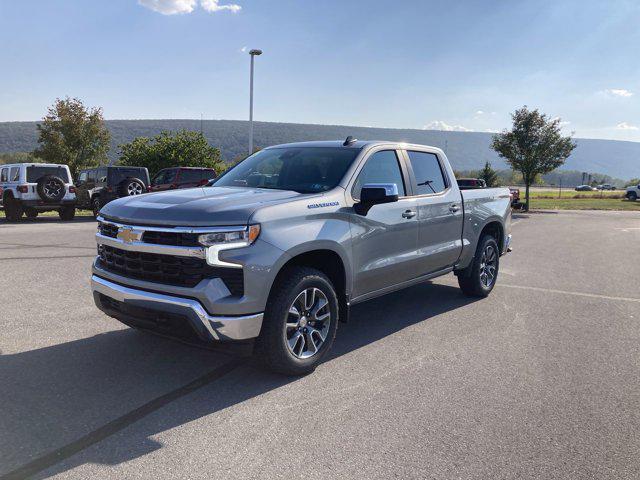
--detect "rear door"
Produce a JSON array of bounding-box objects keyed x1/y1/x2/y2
[
  {"x1": 349, "y1": 148, "x2": 420, "y2": 298},
  {"x1": 402, "y1": 149, "x2": 464, "y2": 274},
  {"x1": 76, "y1": 171, "x2": 90, "y2": 207}
]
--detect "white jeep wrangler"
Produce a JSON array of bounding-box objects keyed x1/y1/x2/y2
[
  {"x1": 626, "y1": 184, "x2": 640, "y2": 202},
  {"x1": 0, "y1": 163, "x2": 76, "y2": 221}
]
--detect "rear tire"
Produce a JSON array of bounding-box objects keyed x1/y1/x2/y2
[
  {"x1": 4, "y1": 196, "x2": 23, "y2": 222},
  {"x1": 457, "y1": 235, "x2": 500, "y2": 297},
  {"x1": 256, "y1": 267, "x2": 339, "y2": 376},
  {"x1": 59, "y1": 206, "x2": 75, "y2": 221}
]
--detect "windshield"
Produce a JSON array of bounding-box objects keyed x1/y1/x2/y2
[
  {"x1": 26, "y1": 166, "x2": 70, "y2": 183},
  {"x1": 213, "y1": 147, "x2": 360, "y2": 193}
]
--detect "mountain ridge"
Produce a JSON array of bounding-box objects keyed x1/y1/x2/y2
[{"x1": 0, "y1": 119, "x2": 638, "y2": 179}]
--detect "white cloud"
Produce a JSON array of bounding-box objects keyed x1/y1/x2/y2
[
  {"x1": 423, "y1": 121, "x2": 471, "y2": 132},
  {"x1": 138, "y1": 0, "x2": 241, "y2": 15},
  {"x1": 604, "y1": 88, "x2": 633, "y2": 97},
  {"x1": 475, "y1": 110, "x2": 484, "y2": 115},
  {"x1": 616, "y1": 122, "x2": 639, "y2": 130},
  {"x1": 201, "y1": 0, "x2": 241, "y2": 13},
  {"x1": 138, "y1": 0, "x2": 196, "y2": 15},
  {"x1": 240, "y1": 46, "x2": 247, "y2": 52}
]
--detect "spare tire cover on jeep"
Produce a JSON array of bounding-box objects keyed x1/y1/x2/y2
[
  {"x1": 118, "y1": 177, "x2": 145, "y2": 197},
  {"x1": 36, "y1": 175, "x2": 66, "y2": 203}
]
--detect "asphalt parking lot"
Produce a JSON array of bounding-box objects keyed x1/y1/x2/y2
[{"x1": 1, "y1": 210, "x2": 639, "y2": 480}]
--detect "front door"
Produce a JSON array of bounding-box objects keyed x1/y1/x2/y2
[{"x1": 349, "y1": 149, "x2": 420, "y2": 298}]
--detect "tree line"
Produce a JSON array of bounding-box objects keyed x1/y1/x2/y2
[{"x1": 5, "y1": 99, "x2": 582, "y2": 210}]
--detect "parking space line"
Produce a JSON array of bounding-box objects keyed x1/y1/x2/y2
[
  {"x1": 498, "y1": 283, "x2": 640, "y2": 304},
  {"x1": 0, "y1": 360, "x2": 242, "y2": 480}
]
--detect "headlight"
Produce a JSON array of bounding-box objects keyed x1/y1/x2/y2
[{"x1": 199, "y1": 225, "x2": 260, "y2": 268}]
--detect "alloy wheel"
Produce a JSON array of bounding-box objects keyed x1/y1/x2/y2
[
  {"x1": 479, "y1": 244, "x2": 497, "y2": 288},
  {"x1": 285, "y1": 287, "x2": 331, "y2": 359}
]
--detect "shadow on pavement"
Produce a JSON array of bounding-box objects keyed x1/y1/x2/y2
[{"x1": 0, "y1": 282, "x2": 478, "y2": 479}]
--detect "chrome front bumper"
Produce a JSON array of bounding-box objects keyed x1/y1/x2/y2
[{"x1": 92, "y1": 275, "x2": 263, "y2": 342}]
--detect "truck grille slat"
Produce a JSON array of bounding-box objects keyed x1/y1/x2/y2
[{"x1": 97, "y1": 245, "x2": 243, "y2": 295}]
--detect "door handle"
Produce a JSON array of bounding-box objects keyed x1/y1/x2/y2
[
  {"x1": 402, "y1": 209, "x2": 416, "y2": 219},
  {"x1": 449, "y1": 204, "x2": 460, "y2": 213}
]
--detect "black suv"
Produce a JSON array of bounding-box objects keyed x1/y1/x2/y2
[{"x1": 76, "y1": 166, "x2": 150, "y2": 217}]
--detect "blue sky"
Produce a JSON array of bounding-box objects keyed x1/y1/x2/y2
[{"x1": 1, "y1": 0, "x2": 639, "y2": 141}]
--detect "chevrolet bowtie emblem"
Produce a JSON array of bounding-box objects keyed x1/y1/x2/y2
[{"x1": 117, "y1": 227, "x2": 141, "y2": 244}]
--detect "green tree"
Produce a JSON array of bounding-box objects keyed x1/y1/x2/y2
[
  {"x1": 478, "y1": 161, "x2": 499, "y2": 187},
  {"x1": 0, "y1": 152, "x2": 39, "y2": 165},
  {"x1": 34, "y1": 97, "x2": 111, "y2": 178},
  {"x1": 118, "y1": 130, "x2": 225, "y2": 177},
  {"x1": 627, "y1": 178, "x2": 640, "y2": 187},
  {"x1": 491, "y1": 106, "x2": 576, "y2": 211}
]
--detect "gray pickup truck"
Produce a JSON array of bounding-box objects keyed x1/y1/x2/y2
[{"x1": 92, "y1": 139, "x2": 512, "y2": 375}]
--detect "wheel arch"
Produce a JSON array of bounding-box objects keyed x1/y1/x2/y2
[
  {"x1": 269, "y1": 245, "x2": 351, "y2": 322},
  {"x1": 479, "y1": 220, "x2": 505, "y2": 254}
]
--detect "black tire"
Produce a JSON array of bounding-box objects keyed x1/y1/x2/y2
[
  {"x1": 4, "y1": 196, "x2": 23, "y2": 222},
  {"x1": 628, "y1": 192, "x2": 638, "y2": 201},
  {"x1": 92, "y1": 197, "x2": 102, "y2": 218},
  {"x1": 256, "y1": 267, "x2": 339, "y2": 376},
  {"x1": 457, "y1": 235, "x2": 500, "y2": 297},
  {"x1": 59, "y1": 206, "x2": 75, "y2": 221},
  {"x1": 24, "y1": 208, "x2": 38, "y2": 219},
  {"x1": 36, "y1": 175, "x2": 66, "y2": 203},
  {"x1": 118, "y1": 178, "x2": 145, "y2": 197}
]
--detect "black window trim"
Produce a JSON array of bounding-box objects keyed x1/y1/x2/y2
[
  {"x1": 349, "y1": 148, "x2": 413, "y2": 201},
  {"x1": 400, "y1": 149, "x2": 451, "y2": 198}
]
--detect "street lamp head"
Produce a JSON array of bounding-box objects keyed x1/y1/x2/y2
[{"x1": 249, "y1": 49, "x2": 263, "y2": 56}]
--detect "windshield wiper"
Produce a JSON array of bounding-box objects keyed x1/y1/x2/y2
[{"x1": 417, "y1": 179, "x2": 437, "y2": 194}]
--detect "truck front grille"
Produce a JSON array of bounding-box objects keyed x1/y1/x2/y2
[
  {"x1": 141, "y1": 230, "x2": 200, "y2": 247},
  {"x1": 97, "y1": 245, "x2": 244, "y2": 295},
  {"x1": 99, "y1": 222, "x2": 119, "y2": 238}
]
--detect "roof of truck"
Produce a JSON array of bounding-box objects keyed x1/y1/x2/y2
[{"x1": 265, "y1": 140, "x2": 442, "y2": 151}]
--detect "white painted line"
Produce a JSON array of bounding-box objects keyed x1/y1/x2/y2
[{"x1": 498, "y1": 283, "x2": 640, "y2": 304}]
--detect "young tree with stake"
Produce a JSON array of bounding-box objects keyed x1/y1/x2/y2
[{"x1": 491, "y1": 106, "x2": 575, "y2": 211}]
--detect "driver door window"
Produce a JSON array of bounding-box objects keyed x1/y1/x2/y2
[{"x1": 352, "y1": 150, "x2": 406, "y2": 200}]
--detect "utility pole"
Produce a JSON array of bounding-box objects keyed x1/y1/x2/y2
[{"x1": 248, "y1": 49, "x2": 263, "y2": 155}]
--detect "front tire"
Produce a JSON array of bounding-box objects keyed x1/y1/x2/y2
[
  {"x1": 628, "y1": 192, "x2": 638, "y2": 201},
  {"x1": 257, "y1": 267, "x2": 339, "y2": 376},
  {"x1": 4, "y1": 197, "x2": 23, "y2": 222},
  {"x1": 59, "y1": 206, "x2": 75, "y2": 221},
  {"x1": 457, "y1": 235, "x2": 500, "y2": 297},
  {"x1": 92, "y1": 197, "x2": 102, "y2": 218}
]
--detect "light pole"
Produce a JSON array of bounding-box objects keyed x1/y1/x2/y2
[{"x1": 248, "y1": 49, "x2": 263, "y2": 156}]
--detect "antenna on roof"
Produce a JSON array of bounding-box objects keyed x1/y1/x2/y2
[{"x1": 343, "y1": 135, "x2": 357, "y2": 146}]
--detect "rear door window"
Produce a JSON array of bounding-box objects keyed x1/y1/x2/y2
[
  {"x1": 406, "y1": 151, "x2": 447, "y2": 195},
  {"x1": 10, "y1": 167, "x2": 20, "y2": 182},
  {"x1": 179, "y1": 169, "x2": 204, "y2": 183},
  {"x1": 26, "y1": 166, "x2": 70, "y2": 183}
]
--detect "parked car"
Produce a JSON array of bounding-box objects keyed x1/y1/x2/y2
[
  {"x1": 456, "y1": 178, "x2": 486, "y2": 189},
  {"x1": 75, "y1": 166, "x2": 150, "y2": 217},
  {"x1": 92, "y1": 139, "x2": 512, "y2": 375},
  {"x1": 149, "y1": 167, "x2": 217, "y2": 192},
  {"x1": 575, "y1": 185, "x2": 596, "y2": 191},
  {"x1": 626, "y1": 183, "x2": 640, "y2": 201},
  {"x1": 0, "y1": 163, "x2": 76, "y2": 221},
  {"x1": 509, "y1": 187, "x2": 523, "y2": 209},
  {"x1": 596, "y1": 184, "x2": 616, "y2": 190}
]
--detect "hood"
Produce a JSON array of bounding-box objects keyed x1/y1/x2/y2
[{"x1": 100, "y1": 186, "x2": 306, "y2": 226}]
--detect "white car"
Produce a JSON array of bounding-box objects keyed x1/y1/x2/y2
[
  {"x1": 0, "y1": 163, "x2": 76, "y2": 221},
  {"x1": 626, "y1": 183, "x2": 640, "y2": 201}
]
